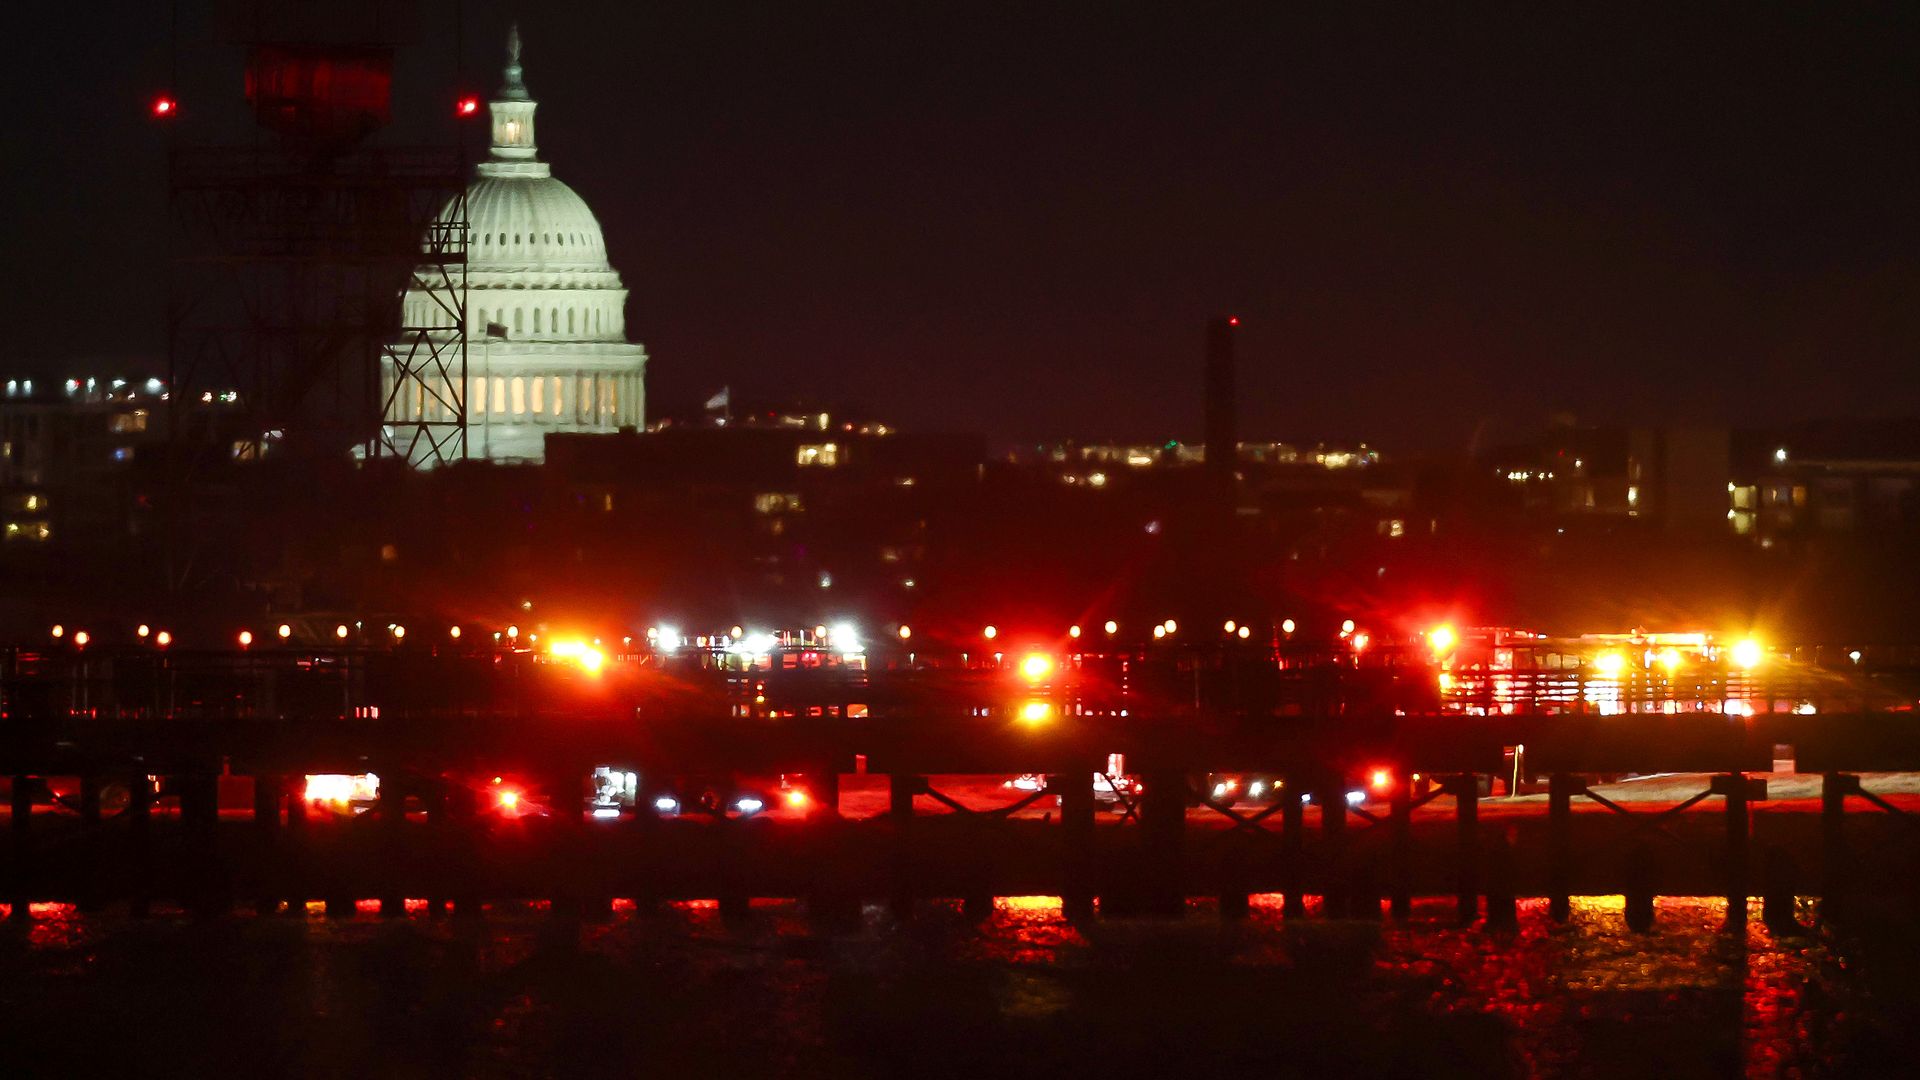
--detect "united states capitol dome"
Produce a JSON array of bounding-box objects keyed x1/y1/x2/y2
[{"x1": 383, "y1": 25, "x2": 648, "y2": 467}]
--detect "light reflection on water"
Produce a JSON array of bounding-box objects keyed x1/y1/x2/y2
[{"x1": 0, "y1": 894, "x2": 1903, "y2": 1076}]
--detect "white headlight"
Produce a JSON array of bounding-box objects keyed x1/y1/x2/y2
[{"x1": 734, "y1": 796, "x2": 765, "y2": 815}]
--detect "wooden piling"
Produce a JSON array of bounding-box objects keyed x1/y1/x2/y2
[
  {"x1": 1137, "y1": 769, "x2": 1187, "y2": 917},
  {"x1": 8, "y1": 775, "x2": 32, "y2": 916},
  {"x1": 79, "y1": 774, "x2": 105, "y2": 912},
  {"x1": 1625, "y1": 842, "x2": 1655, "y2": 932},
  {"x1": 128, "y1": 773, "x2": 152, "y2": 918},
  {"x1": 1712, "y1": 772, "x2": 1754, "y2": 926},
  {"x1": 251, "y1": 774, "x2": 282, "y2": 915},
  {"x1": 1821, "y1": 772, "x2": 1853, "y2": 922},
  {"x1": 284, "y1": 779, "x2": 310, "y2": 913},
  {"x1": 1547, "y1": 772, "x2": 1574, "y2": 922},
  {"x1": 1453, "y1": 773, "x2": 1480, "y2": 925},
  {"x1": 1281, "y1": 779, "x2": 1305, "y2": 917},
  {"x1": 1056, "y1": 770, "x2": 1096, "y2": 921},
  {"x1": 378, "y1": 771, "x2": 407, "y2": 918},
  {"x1": 1389, "y1": 774, "x2": 1412, "y2": 920},
  {"x1": 180, "y1": 772, "x2": 226, "y2": 917},
  {"x1": 1317, "y1": 779, "x2": 1349, "y2": 918},
  {"x1": 888, "y1": 772, "x2": 918, "y2": 919}
]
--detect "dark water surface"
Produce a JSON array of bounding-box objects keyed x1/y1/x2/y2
[{"x1": 1, "y1": 896, "x2": 1913, "y2": 1078}]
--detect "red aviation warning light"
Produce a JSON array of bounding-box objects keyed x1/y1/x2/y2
[
  {"x1": 456, "y1": 95, "x2": 481, "y2": 118},
  {"x1": 151, "y1": 95, "x2": 177, "y2": 118}
]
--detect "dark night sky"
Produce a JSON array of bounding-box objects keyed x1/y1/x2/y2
[{"x1": 6, "y1": 1, "x2": 1920, "y2": 450}]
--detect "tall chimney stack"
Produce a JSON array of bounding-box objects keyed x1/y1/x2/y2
[{"x1": 1204, "y1": 315, "x2": 1238, "y2": 482}]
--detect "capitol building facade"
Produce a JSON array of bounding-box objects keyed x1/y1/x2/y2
[{"x1": 385, "y1": 28, "x2": 647, "y2": 465}]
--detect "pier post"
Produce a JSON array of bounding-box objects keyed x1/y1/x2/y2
[
  {"x1": 181, "y1": 771, "x2": 227, "y2": 918},
  {"x1": 1389, "y1": 773, "x2": 1412, "y2": 920},
  {"x1": 1056, "y1": 769, "x2": 1096, "y2": 921},
  {"x1": 1547, "y1": 772, "x2": 1574, "y2": 922},
  {"x1": 8, "y1": 775, "x2": 31, "y2": 916},
  {"x1": 887, "y1": 772, "x2": 918, "y2": 919},
  {"x1": 1711, "y1": 772, "x2": 1760, "y2": 926},
  {"x1": 1625, "y1": 842, "x2": 1656, "y2": 932},
  {"x1": 1485, "y1": 830, "x2": 1517, "y2": 930},
  {"x1": 252, "y1": 774, "x2": 282, "y2": 915},
  {"x1": 1137, "y1": 769, "x2": 1188, "y2": 918},
  {"x1": 284, "y1": 779, "x2": 310, "y2": 913},
  {"x1": 1452, "y1": 773, "x2": 1480, "y2": 925},
  {"x1": 378, "y1": 771, "x2": 407, "y2": 918},
  {"x1": 79, "y1": 773, "x2": 105, "y2": 912},
  {"x1": 1820, "y1": 773, "x2": 1854, "y2": 921},
  {"x1": 446, "y1": 782, "x2": 480, "y2": 919},
  {"x1": 1316, "y1": 778, "x2": 1349, "y2": 918},
  {"x1": 1281, "y1": 779, "x2": 1305, "y2": 917},
  {"x1": 804, "y1": 763, "x2": 859, "y2": 931},
  {"x1": 128, "y1": 773, "x2": 152, "y2": 918}
]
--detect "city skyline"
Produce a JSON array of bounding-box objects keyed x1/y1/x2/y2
[{"x1": 5, "y1": 3, "x2": 1920, "y2": 450}]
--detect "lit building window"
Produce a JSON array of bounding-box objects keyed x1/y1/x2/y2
[
  {"x1": 797, "y1": 443, "x2": 839, "y2": 467},
  {"x1": 531, "y1": 376, "x2": 545, "y2": 416},
  {"x1": 492, "y1": 377, "x2": 507, "y2": 414},
  {"x1": 551, "y1": 376, "x2": 564, "y2": 417},
  {"x1": 511, "y1": 377, "x2": 526, "y2": 415}
]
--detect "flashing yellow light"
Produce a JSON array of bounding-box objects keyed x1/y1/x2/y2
[
  {"x1": 1351, "y1": 631, "x2": 1369, "y2": 652},
  {"x1": 136, "y1": 624, "x2": 150, "y2": 638},
  {"x1": 1438, "y1": 672, "x2": 1454, "y2": 691},
  {"x1": 1069, "y1": 624, "x2": 1081, "y2": 638},
  {"x1": 1593, "y1": 650, "x2": 1626, "y2": 677},
  {"x1": 1019, "y1": 700, "x2": 1052, "y2": 723},
  {"x1": 277, "y1": 623, "x2": 292, "y2": 639},
  {"x1": 1370, "y1": 769, "x2": 1392, "y2": 792},
  {"x1": 1657, "y1": 647, "x2": 1683, "y2": 672},
  {"x1": 450, "y1": 626, "x2": 462, "y2": 639},
  {"x1": 1282, "y1": 618, "x2": 1296, "y2": 635},
  {"x1": 1020, "y1": 652, "x2": 1053, "y2": 681},
  {"x1": 1341, "y1": 619, "x2": 1356, "y2": 636},
  {"x1": 983, "y1": 625, "x2": 998, "y2": 640},
  {"x1": 1428, "y1": 624, "x2": 1457, "y2": 655},
  {"x1": 1731, "y1": 638, "x2": 1764, "y2": 671},
  {"x1": 1103, "y1": 620, "x2": 1118, "y2": 635},
  {"x1": 785, "y1": 789, "x2": 809, "y2": 810},
  {"x1": 549, "y1": 639, "x2": 607, "y2": 673},
  {"x1": 50, "y1": 624, "x2": 64, "y2": 639},
  {"x1": 898, "y1": 624, "x2": 912, "y2": 640},
  {"x1": 237, "y1": 630, "x2": 253, "y2": 648},
  {"x1": 497, "y1": 789, "x2": 520, "y2": 811},
  {"x1": 154, "y1": 630, "x2": 172, "y2": 647}
]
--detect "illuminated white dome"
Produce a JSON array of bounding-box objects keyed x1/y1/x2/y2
[{"x1": 384, "y1": 25, "x2": 647, "y2": 465}]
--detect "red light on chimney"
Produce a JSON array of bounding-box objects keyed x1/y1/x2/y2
[
  {"x1": 151, "y1": 95, "x2": 177, "y2": 118},
  {"x1": 456, "y1": 95, "x2": 480, "y2": 117}
]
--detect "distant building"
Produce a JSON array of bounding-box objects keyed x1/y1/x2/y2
[
  {"x1": 1487, "y1": 424, "x2": 1730, "y2": 531},
  {"x1": 0, "y1": 377, "x2": 167, "y2": 550},
  {"x1": 382, "y1": 27, "x2": 648, "y2": 466}
]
